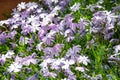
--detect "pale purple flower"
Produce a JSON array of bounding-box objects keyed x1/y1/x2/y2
[
  {"x1": 0, "y1": 32, "x2": 7, "y2": 43},
  {"x1": 19, "y1": 36, "x2": 30, "y2": 45},
  {"x1": 38, "y1": 28, "x2": 46, "y2": 41},
  {"x1": 64, "y1": 29, "x2": 74, "y2": 37},
  {"x1": 10, "y1": 74, "x2": 15, "y2": 80},
  {"x1": 27, "y1": 72, "x2": 38, "y2": 80},
  {"x1": 43, "y1": 44, "x2": 64, "y2": 58},
  {"x1": 7, "y1": 31, "x2": 17, "y2": 39},
  {"x1": 43, "y1": 47, "x2": 53, "y2": 58},
  {"x1": 65, "y1": 45, "x2": 81, "y2": 61},
  {"x1": 53, "y1": 44, "x2": 64, "y2": 54},
  {"x1": 66, "y1": 36, "x2": 75, "y2": 42},
  {"x1": 64, "y1": 69, "x2": 74, "y2": 76},
  {"x1": 42, "y1": 31, "x2": 56, "y2": 45},
  {"x1": 14, "y1": 53, "x2": 38, "y2": 66},
  {"x1": 48, "y1": 24, "x2": 59, "y2": 31},
  {"x1": 21, "y1": 25, "x2": 33, "y2": 34},
  {"x1": 87, "y1": 0, "x2": 104, "y2": 12},
  {"x1": 59, "y1": 0, "x2": 70, "y2": 10},
  {"x1": 50, "y1": 58, "x2": 64, "y2": 70},
  {"x1": 23, "y1": 54, "x2": 37, "y2": 65},
  {"x1": 104, "y1": 31, "x2": 114, "y2": 40},
  {"x1": 78, "y1": 18, "x2": 87, "y2": 35},
  {"x1": 65, "y1": 14, "x2": 74, "y2": 27},
  {"x1": 68, "y1": 75, "x2": 76, "y2": 80},
  {"x1": 69, "y1": 23, "x2": 77, "y2": 32},
  {"x1": 20, "y1": 11, "x2": 30, "y2": 19},
  {"x1": 43, "y1": 71, "x2": 57, "y2": 78},
  {"x1": 40, "y1": 58, "x2": 57, "y2": 78},
  {"x1": 50, "y1": 6, "x2": 61, "y2": 16},
  {"x1": 0, "y1": 55, "x2": 6, "y2": 65}
]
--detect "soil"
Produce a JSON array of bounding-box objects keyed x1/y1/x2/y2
[{"x1": 0, "y1": 0, "x2": 30, "y2": 20}]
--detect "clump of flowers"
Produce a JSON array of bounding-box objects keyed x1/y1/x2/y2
[{"x1": 0, "y1": 0, "x2": 120, "y2": 80}]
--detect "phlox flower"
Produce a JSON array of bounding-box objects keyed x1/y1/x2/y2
[
  {"x1": 64, "y1": 29, "x2": 74, "y2": 37},
  {"x1": 0, "y1": 32, "x2": 7, "y2": 43},
  {"x1": 26, "y1": 2, "x2": 38, "y2": 11},
  {"x1": 113, "y1": 44, "x2": 120, "y2": 53},
  {"x1": 50, "y1": 58, "x2": 63, "y2": 70},
  {"x1": 51, "y1": 0, "x2": 59, "y2": 3},
  {"x1": 19, "y1": 36, "x2": 30, "y2": 45},
  {"x1": 62, "y1": 59, "x2": 75, "y2": 70},
  {"x1": 70, "y1": 3, "x2": 80, "y2": 12},
  {"x1": 15, "y1": 53, "x2": 38, "y2": 66},
  {"x1": 75, "y1": 67, "x2": 86, "y2": 72},
  {"x1": 43, "y1": 44, "x2": 64, "y2": 58},
  {"x1": 17, "y1": 2, "x2": 26, "y2": 11},
  {"x1": 42, "y1": 31, "x2": 56, "y2": 45},
  {"x1": 43, "y1": 71, "x2": 57, "y2": 78},
  {"x1": 50, "y1": 6, "x2": 61, "y2": 16},
  {"x1": 65, "y1": 45, "x2": 81, "y2": 61},
  {"x1": 0, "y1": 55, "x2": 6, "y2": 65},
  {"x1": 40, "y1": 58, "x2": 54, "y2": 68},
  {"x1": 36, "y1": 42, "x2": 44, "y2": 51},
  {"x1": 27, "y1": 72, "x2": 38, "y2": 80},
  {"x1": 5, "y1": 50, "x2": 15, "y2": 58},
  {"x1": 7, "y1": 62, "x2": 22, "y2": 72},
  {"x1": 68, "y1": 74, "x2": 76, "y2": 80},
  {"x1": 7, "y1": 31, "x2": 17, "y2": 39},
  {"x1": 66, "y1": 36, "x2": 75, "y2": 42},
  {"x1": 77, "y1": 56, "x2": 90, "y2": 65}
]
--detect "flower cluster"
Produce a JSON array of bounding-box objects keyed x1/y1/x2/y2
[
  {"x1": 40, "y1": 45, "x2": 89, "y2": 79},
  {"x1": 0, "y1": 0, "x2": 120, "y2": 80}
]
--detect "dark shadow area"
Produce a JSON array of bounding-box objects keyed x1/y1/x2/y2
[{"x1": 0, "y1": 0, "x2": 30, "y2": 20}]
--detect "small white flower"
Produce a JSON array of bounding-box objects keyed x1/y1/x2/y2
[
  {"x1": 62, "y1": 59, "x2": 75, "y2": 69},
  {"x1": 61, "y1": 78, "x2": 67, "y2": 80},
  {"x1": 27, "y1": 15, "x2": 38, "y2": 23},
  {"x1": 36, "y1": 42, "x2": 44, "y2": 51},
  {"x1": 64, "y1": 29, "x2": 72, "y2": 37},
  {"x1": 70, "y1": 3, "x2": 80, "y2": 12},
  {"x1": 114, "y1": 44, "x2": 120, "y2": 53},
  {"x1": 39, "y1": 13, "x2": 47, "y2": 19},
  {"x1": 19, "y1": 36, "x2": 30, "y2": 45},
  {"x1": 26, "y1": 2, "x2": 38, "y2": 11},
  {"x1": 51, "y1": 6, "x2": 61, "y2": 16},
  {"x1": 0, "y1": 55, "x2": 6, "y2": 64},
  {"x1": 17, "y1": 2, "x2": 26, "y2": 11},
  {"x1": 75, "y1": 67, "x2": 85, "y2": 72},
  {"x1": 31, "y1": 22, "x2": 40, "y2": 32},
  {"x1": 11, "y1": 24, "x2": 19, "y2": 29},
  {"x1": 51, "y1": 0, "x2": 58, "y2": 3},
  {"x1": 5, "y1": 50, "x2": 15, "y2": 58},
  {"x1": 77, "y1": 56, "x2": 90, "y2": 65},
  {"x1": 7, "y1": 62, "x2": 22, "y2": 72},
  {"x1": 41, "y1": 14, "x2": 53, "y2": 26}
]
